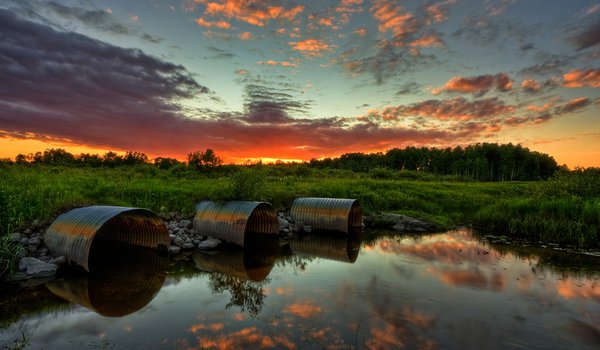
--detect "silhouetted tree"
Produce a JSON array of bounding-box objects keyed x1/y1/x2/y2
[{"x1": 187, "y1": 148, "x2": 223, "y2": 171}]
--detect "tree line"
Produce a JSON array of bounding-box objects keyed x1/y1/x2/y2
[
  {"x1": 0, "y1": 143, "x2": 560, "y2": 181},
  {"x1": 308, "y1": 143, "x2": 560, "y2": 181}
]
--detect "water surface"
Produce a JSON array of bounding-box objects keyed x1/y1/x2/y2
[{"x1": 2, "y1": 228, "x2": 600, "y2": 349}]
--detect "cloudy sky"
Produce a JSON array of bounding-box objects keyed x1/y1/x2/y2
[{"x1": 0, "y1": 0, "x2": 599, "y2": 166}]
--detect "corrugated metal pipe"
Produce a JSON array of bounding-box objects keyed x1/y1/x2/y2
[
  {"x1": 193, "y1": 201, "x2": 279, "y2": 247},
  {"x1": 45, "y1": 206, "x2": 170, "y2": 271},
  {"x1": 290, "y1": 197, "x2": 362, "y2": 233}
]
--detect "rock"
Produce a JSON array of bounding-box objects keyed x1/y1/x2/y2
[
  {"x1": 11, "y1": 232, "x2": 21, "y2": 242},
  {"x1": 20, "y1": 238, "x2": 29, "y2": 246},
  {"x1": 197, "y1": 238, "x2": 221, "y2": 250},
  {"x1": 168, "y1": 245, "x2": 181, "y2": 254},
  {"x1": 292, "y1": 222, "x2": 303, "y2": 233},
  {"x1": 303, "y1": 225, "x2": 312, "y2": 233},
  {"x1": 278, "y1": 217, "x2": 290, "y2": 231},
  {"x1": 24, "y1": 229, "x2": 32, "y2": 236},
  {"x1": 18, "y1": 257, "x2": 58, "y2": 278},
  {"x1": 188, "y1": 229, "x2": 196, "y2": 235},
  {"x1": 50, "y1": 256, "x2": 67, "y2": 266},
  {"x1": 173, "y1": 237, "x2": 184, "y2": 247},
  {"x1": 281, "y1": 228, "x2": 290, "y2": 234},
  {"x1": 182, "y1": 243, "x2": 195, "y2": 250},
  {"x1": 179, "y1": 220, "x2": 192, "y2": 229},
  {"x1": 278, "y1": 211, "x2": 285, "y2": 218},
  {"x1": 285, "y1": 216, "x2": 294, "y2": 223},
  {"x1": 28, "y1": 237, "x2": 42, "y2": 247},
  {"x1": 27, "y1": 245, "x2": 37, "y2": 253},
  {"x1": 365, "y1": 213, "x2": 441, "y2": 233},
  {"x1": 169, "y1": 234, "x2": 177, "y2": 242}
]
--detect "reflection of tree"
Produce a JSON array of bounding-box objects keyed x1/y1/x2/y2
[{"x1": 208, "y1": 273, "x2": 268, "y2": 318}]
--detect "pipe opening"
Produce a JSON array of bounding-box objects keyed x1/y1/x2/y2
[{"x1": 94, "y1": 210, "x2": 169, "y2": 250}]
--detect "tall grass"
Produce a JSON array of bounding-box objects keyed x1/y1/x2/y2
[{"x1": 1, "y1": 164, "x2": 599, "y2": 270}]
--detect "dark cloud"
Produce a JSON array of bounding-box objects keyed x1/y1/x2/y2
[
  {"x1": 395, "y1": 81, "x2": 422, "y2": 96},
  {"x1": 570, "y1": 18, "x2": 600, "y2": 50},
  {"x1": 555, "y1": 97, "x2": 591, "y2": 114},
  {"x1": 243, "y1": 83, "x2": 311, "y2": 124},
  {"x1": 335, "y1": 39, "x2": 438, "y2": 85},
  {"x1": 451, "y1": 15, "x2": 538, "y2": 51},
  {"x1": 204, "y1": 46, "x2": 237, "y2": 60},
  {"x1": 3, "y1": 0, "x2": 162, "y2": 44},
  {"x1": 518, "y1": 58, "x2": 568, "y2": 77}
]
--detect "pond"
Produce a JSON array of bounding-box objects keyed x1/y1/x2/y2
[{"x1": 1, "y1": 228, "x2": 600, "y2": 349}]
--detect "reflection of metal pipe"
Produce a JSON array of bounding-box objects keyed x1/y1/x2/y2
[
  {"x1": 45, "y1": 206, "x2": 170, "y2": 271},
  {"x1": 192, "y1": 235, "x2": 279, "y2": 281},
  {"x1": 290, "y1": 229, "x2": 362, "y2": 263},
  {"x1": 290, "y1": 197, "x2": 362, "y2": 233},
  {"x1": 46, "y1": 241, "x2": 168, "y2": 317},
  {"x1": 193, "y1": 201, "x2": 279, "y2": 247}
]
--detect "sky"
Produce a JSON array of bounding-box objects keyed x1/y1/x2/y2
[{"x1": 0, "y1": 0, "x2": 599, "y2": 166}]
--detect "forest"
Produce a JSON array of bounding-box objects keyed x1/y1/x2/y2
[{"x1": 1, "y1": 143, "x2": 560, "y2": 182}]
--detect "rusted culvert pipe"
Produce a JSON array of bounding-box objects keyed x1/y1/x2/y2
[
  {"x1": 193, "y1": 200, "x2": 279, "y2": 247},
  {"x1": 45, "y1": 206, "x2": 170, "y2": 271},
  {"x1": 290, "y1": 197, "x2": 362, "y2": 233}
]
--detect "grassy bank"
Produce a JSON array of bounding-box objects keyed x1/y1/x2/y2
[{"x1": 1, "y1": 165, "x2": 599, "y2": 270}]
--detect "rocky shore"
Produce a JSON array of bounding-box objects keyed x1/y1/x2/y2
[{"x1": 5, "y1": 211, "x2": 440, "y2": 281}]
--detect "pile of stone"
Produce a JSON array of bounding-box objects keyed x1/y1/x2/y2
[
  {"x1": 277, "y1": 211, "x2": 312, "y2": 235},
  {"x1": 165, "y1": 218, "x2": 221, "y2": 254}
]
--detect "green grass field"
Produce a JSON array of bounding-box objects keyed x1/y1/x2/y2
[{"x1": 1, "y1": 165, "x2": 599, "y2": 273}]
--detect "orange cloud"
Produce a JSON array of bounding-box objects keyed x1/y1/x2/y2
[
  {"x1": 563, "y1": 69, "x2": 600, "y2": 88},
  {"x1": 370, "y1": 0, "x2": 417, "y2": 37},
  {"x1": 203, "y1": 0, "x2": 304, "y2": 27},
  {"x1": 257, "y1": 60, "x2": 298, "y2": 67},
  {"x1": 130, "y1": 15, "x2": 140, "y2": 22},
  {"x1": 433, "y1": 73, "x2": 513, "y2": 95},
  {"x1": 318, "y1": 16, "x2": 337, "y2": 28},
  {"x1": 289, "y1": 39, "x2": 330, "y2": 56},
  {"x1": 285, "y1": 300, "x2": 322, "y2": 318},
  {"x1": 381, "y1": 97, "x2": 515, "y2": 121},
  {"x1": 239, "y1": 31, "x2": 253, "y2": 40},
  {"x1": 425, "y1": 0, "x2": 455, "y2": 23},
  {"x1": 354, "y1": 27, "x2": 367, "y2": 36},
  {"x1": 409, "y1": 35, "x2": 444, "y2": 47},
  {"x1": 196, "y1": 17, "x2": 231, "y2": 29},
  {"x1": 526, "y1": 102, "x2": 555, "y2": 112},
  {"x1": 520, "y1": 79, "x2": 542, "y2": 92}
]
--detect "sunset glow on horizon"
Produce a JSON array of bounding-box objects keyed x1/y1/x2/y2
[{"x1": 1, "y1": 0, "x2": 599, "y2": 167}]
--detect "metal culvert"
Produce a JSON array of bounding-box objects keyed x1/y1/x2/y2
[
  {"x1": 290, "y1": 197, "x2": 362, "y2": 233},
  {"x1": 290, "y1": 229, "x2": 362, "y2": 263},
  {"x1": 45, "y1": 206, "x2": 170, "y2": 271},
  {"x1": 46, "y1": 241, "x2": 168, "y2": 317},
  {"x1": 193, "y1": 201, "x2": 279, "y2": 247}
]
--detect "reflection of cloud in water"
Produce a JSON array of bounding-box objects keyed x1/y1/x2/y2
[
  {"x1": 188, "y1": 326, "x2": 296, "y2": 350},
  {"x1": 557, "y1": 280, "x2": 600, "y2": 302},
  {"x1": 427, "y1": 266, "x2": 507, "y2": 291},
  {"x1": 284, "y1": 300, "x2": 323, "y2": 318}
]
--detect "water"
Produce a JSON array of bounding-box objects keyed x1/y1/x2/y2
[{"x1": 2, "y1": 228, "x2": 600, "y2": 349}]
